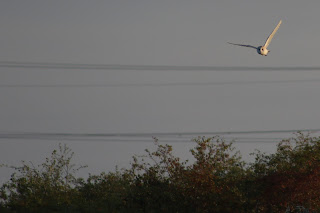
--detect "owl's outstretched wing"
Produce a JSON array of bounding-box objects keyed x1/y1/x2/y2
[
  {"x1": 264, "y1": 20, "x2": 282, "y2": 48},
  {"x1": 227, "y1": 42, "x2": 258, "y2": 50}
]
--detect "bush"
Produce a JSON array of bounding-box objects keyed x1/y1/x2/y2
[
  {"x1": 2, "y1": 133, "x2": 320, "y2": 212},
  {"x1": 0, "y1": 144, "x2": 86, "y2": 212},
  {"x1": 251, "y1": 132, "x2": 320, "y2": 212}
]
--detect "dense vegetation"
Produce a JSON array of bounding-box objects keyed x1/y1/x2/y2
[{"x1": 1, "y1": 133, "x2": 320, "y2": 212}]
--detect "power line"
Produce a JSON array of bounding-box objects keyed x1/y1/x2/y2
[
  {"x1": 1, "y1": 61, "x2": 320, "y2": 71},
  {"x1": 0, "y1": 129, "x2": 318, "y2": 144},
  {"x1": 1, "y1": 79, "x2": 320, "y2": 88},
  {"x1": 0, "y1": 129, "x2": 319, "y2": 141}
]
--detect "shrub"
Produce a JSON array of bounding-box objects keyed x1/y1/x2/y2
[{"x1": 0, "y1": 144, "x2": 86, "y2": 212}]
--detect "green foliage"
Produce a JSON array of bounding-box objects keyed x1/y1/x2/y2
[
  {"x1": 250, "y1": 132, "x2": 320, "y2": 212},
  {"x1": 125, "y1": 136, "x2": 248, "y2": 212},
  {"x1": 76, "y1": 170, "x2": 133, "y2": 212},
  {"x1": 0, "y1": 144, "x2": 86, "y2": 212},
  {"x1": 2, "y1": 133, "x2": 320, "y2": 212}
]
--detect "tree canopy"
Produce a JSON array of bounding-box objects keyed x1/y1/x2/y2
[{"x1": 1, "y1": 133, "x2": 320, "y2": 212}]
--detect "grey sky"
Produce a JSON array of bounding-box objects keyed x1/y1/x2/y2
[
  {"x1": 1, "y1": 0, "x2": 320, "y2": 132},
  {"x1": 0, "y1": 0, "x2": 320, "y2": 66},
  {"x1": 1, "y1": 1, "x2": 320, "y2": 181}
]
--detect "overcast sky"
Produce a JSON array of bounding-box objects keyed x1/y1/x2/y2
[
  {"x1": 1, "y1": 1, "x2": 320, "y2": 180},
  {"x1": 1, "y1": 0, "x2": 320, "y2": 132},
  {"x1": 1, "y1": 0, "x2": 320, "y2": 66}
]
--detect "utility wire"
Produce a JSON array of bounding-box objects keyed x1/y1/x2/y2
[
  {"x1": 1, "y1": 79, "x2": 320, "y2": 88},
  {"x1": 0, "y1": 129, "x2": 319, "y2": 141},
  {"x1": 1, "y1": 61, "x2": 320, "y2": 71}
]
